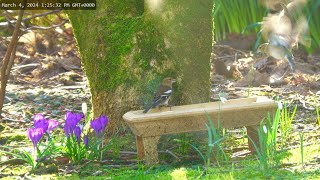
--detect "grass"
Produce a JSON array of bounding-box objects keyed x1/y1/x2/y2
[
  {"x1": 299, "y1": 132, "x2": 305, "y2": 167},
  {"x1": 175, "y1": 133, "x2": 192, "y2": 155},
  {"x1": 282, "y1": 144, "x2": 319, "y2": 168},
  {"x1": 247, "y1": 65, "x2": 254, "y2": 97},
  {"x1": 247, "y1": 109, "x2": 281, "y2": 174},
  {"x1": 1, "y1": 129, "x2": 320, "y2": 179},
  {"x1": 314, "y1": 96, "x2": 320, "y2": 125},
  {"x1": 1, "y1": 102, "x2": 319, "y2": 179},
  {"x1": 187, "y1": 114, "x2": 227, "y2": 171},
  {"x1": 206, "y1": 114, "x2": 228, "y2": 167},
  {"x1": 246, "y1": 100, "x2": 319, "y2": 177},
  {"x1": 245, "y1": 100, "x2": 319, "y2": 177},
  {"x1": 1, "y1": 159, "x2": 319, "y2": 180},
  {"x1": 317, "y1": 105, "x2": 320, "y2": 126},
  {"x1": 280, "y1": 101, "x2": 297, "y2": 149}
]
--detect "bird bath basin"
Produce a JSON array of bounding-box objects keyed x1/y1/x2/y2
[{"x1": 123, "y1": 96, "x2": 277, "y2": 164}]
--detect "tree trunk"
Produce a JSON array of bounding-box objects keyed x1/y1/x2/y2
[{"x1": 67, "y1": 0, "x2": 214, "y2": 133}]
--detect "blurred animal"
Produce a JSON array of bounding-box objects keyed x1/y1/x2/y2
[
  {"x1": 258, "y1": 0, "x2": 310, "y2": 71},
  {"x1": 143, "y1": 77, "x2": 176, "y2": 113}
]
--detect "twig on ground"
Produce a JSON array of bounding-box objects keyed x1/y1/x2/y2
[
  {"x1": 159, "y1": 149, "x2": 181, "y2": 161},
  {"x1": 11, "y1": 63, "x2": 40, "y2": 71},
  {"x1": 106, "y1": 150, "x2": 137, "y2": 155}
]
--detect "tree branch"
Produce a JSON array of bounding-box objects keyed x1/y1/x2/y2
[
  {"x1": 0, "y1": 0, "x2": 26, "y2": 119},
  {"x1": 24, "y1": 19, "x2": 69, "y2": 31},
  {"x1": 0, "y1": 9, "x2": 64, "y2": 27}
]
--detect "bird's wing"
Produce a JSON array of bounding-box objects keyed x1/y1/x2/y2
[
  {"x1": 262, "y1": 12, "x2": 292, "y2": 41},
  {"x1": 269, "y1": 33, "x2": 291, "y2": 48},
  {"x1": 291, "y1": 16, "x2": 310, "y2": 47},
  {"x1": 262, "y1": 0, "x2": 309, "y2": 48},
  {"x1": 259, "y1": 0, "x2": 291, "y2": 11},
  {"x1": 152, "y1": 87, "x2": 172, "y2": 106},
  {"x1": 286, "y1": 0, "x2": 308, "y2": 19}
]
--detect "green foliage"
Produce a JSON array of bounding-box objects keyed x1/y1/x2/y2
[
  {"x1": 206, "y1": 113, "x2": 228, "y2": 166},
  {"x1": 305, "y1": 0, "x2": 320, "y2": 51},
  {"x1": 0, "y1": 146, "x2": 36, "y2": 168},
  {"x1": 86, "y1": 134, "x2": 115, "y2": 161},
  {"x1": 280, "y1": 101, "x2": 297, "y2": 149},
  {"x1": 62, "y1": 134, "x2": 86, "y2": 163},
  {"x1": 186, "y1": 110, "x2": 227, "y2": 172},
  {"x1": 317, "y1": 106, "x2": 320, "y2": 126},
  {"x1": 247, "y1": 65, "x2": 255, "y2": 97},
  {"x1": 213, "y1": 0, "x2": 320, "y2": 50},
  {"x1": 175, "y1": 133, "x2": 192, "y2": 155},
  {"x1": 0, "y1": 134, "x2": 60, "y2": 170},
  {"x1": 247, "y1": 100, "x2": 301, "y2": 175},
  {"x1": 247, "y1": 109, "x2": 281, "y2": 174},
  {"x1": 299, "y1": 132, "x2": 304, "y2": 166},
  {"x1": 314, "y1": 96, "x2": 320, "y2": 126},
  {"x1": 61, "y1": 105, "x2": 113, "y2": 163},
  {"x1": 213, "y1": 0, "x2": 266, "y2": 41}
]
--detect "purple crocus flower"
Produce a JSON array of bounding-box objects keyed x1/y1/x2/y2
[
  {"x1": 34, "y1": 114, "x2": 58, "y2": 134},
  {"x1": 99, "y1": 115, "x2": 108, "y2": 133},
  {"x1": 27, "y1": 128, "x2": 44, "y2": 148},
  {"x1": 34, "y1": 114, "x2": 49, "y2": 132},
  {"x1": 64, "y1": 111, "x2": 82, "y2": 136},
  {"x1": 66, "y1": 111, "x2": 82, "y2": 124},
  {"x1": 90, "y1": 115, "x2": 109, "y2": 137},
  {"x1": 83, "y1": 135, "x2": 89, "y2": 149},
  {"x1": 74, "y1": 126, "x2": 81, "y2": 143},
  {"x1": 90, "y1": 119, "x2": 101, "y2": 136},
  {"x1": 47, "y1": 119, "x2": 59, "y2": 133}
]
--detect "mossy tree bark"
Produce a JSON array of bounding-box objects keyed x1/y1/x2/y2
[{"x1": 67, "y1": 0, "x2": 214, "y2": 133}]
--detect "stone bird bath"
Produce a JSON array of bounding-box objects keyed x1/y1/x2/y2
[{"x1": 123, "y1": 97, "x2": 277, "y2": 164}]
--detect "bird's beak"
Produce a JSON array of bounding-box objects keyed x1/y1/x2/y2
[{"x1": 172, "y1": 79, "x2": 176, "y2": 83}]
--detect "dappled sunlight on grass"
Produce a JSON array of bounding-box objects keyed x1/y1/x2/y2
[
  {"x1": 170, "y1": 167, "x2": 187, "y2": 180},
  {"x1": 282, "y1": 144, "x2": 320, "y2": 172}
]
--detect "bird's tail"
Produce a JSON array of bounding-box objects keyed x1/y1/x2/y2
[{"x1": 143, "y1": 105, "x2": 152, "y2": 113}]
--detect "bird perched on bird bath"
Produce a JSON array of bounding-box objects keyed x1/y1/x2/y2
[
  {"x1": 143, "y1": 77, "x2": 176, "y2": 113},
  {"x1": 258, "y1": 0, "x2": 310, "y2": 72}
]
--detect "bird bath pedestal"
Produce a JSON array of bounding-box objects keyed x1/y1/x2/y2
[{"x1": 123, "y1": 97, "x2": 277, "y2": 165}]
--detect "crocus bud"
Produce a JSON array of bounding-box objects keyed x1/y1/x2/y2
[{"x1": 27, "y1": 128, "x2": 44, "y2": 148}]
